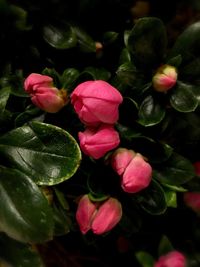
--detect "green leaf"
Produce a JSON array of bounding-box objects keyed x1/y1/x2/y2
[
  {"x1": 0, "y1": 234, "x2": 44, "y2": 267},
  {"x1": 170, "y1": 82, "x2": 198, "y2": 112},
  {"x1": 42, "y1": 68, "x2": 61, "y2": 87},
  {"x1": 103, "y1": 31, "x2": 119, "y2": 45},
  {"x1": 0, "y1": 121, "x2": 81, "y2": 185},
  {"x1": 158, "y1": 235, "x2": 174, "y2": 256},
  {"x1": 169, "y1": 21, "x2": 200, "y2": 63},
  {"x1": 61, "y1": 68, "x2": 80, "y2": 90},
  {"x1": 52, "y1": 204, "x2": 71, "y2": 236},
  {"x1": 135, "y1": 251, "x2": 155, "y2": 267},
  {"x1": 0, "y1": 87, "x2": 10, "y2": 113},
  {"x1": 138, "y1": 95, "x2": 166, "y2": 126},
  {"x1": 134, "y1": 180, "x2": 167, "y2": 215},
  {"x1": 72, "y1": 26, "x2": 96, "y2": 52},
  {"x1": 10, "y1": 5, "x2": 32, "y2": 31},
  {"x1": 0, "y1": 166, "x2": 53, "y2": 243},
  {"x1": 116, "y1": 62, "x2": 138, "y2": 86},
  {"x1": 81, "y1": 67, "x2": 111, "y2": 81},
  {"x1": 43, "y1": 23, "x2": 77, "y2": 49},
  {"x1": 153, "y1": 152, "x2": 195, "y2": 185},
  {"x1": 128, "y1": 17, "x2": 167, "y2": 69},
  {"x1": 167, "y1": 54, "x2": 182, "y2": 68},
  {"x1": 164, "y1": 189, "x2": 177, "y2": 208}
]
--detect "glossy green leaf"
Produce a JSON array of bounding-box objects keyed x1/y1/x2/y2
[
  {"x1": 61, "y1": 68, "x2": 80, "y2": 90},
  {"x1": 134, "y1": 180, "x2": 167, "y2": 215},
  {"x1": 116, "y1": 62, "x2": 138, "y2": 86},
  {"x1": 164, "y1": 189, "x2": 177, "y2": 208},
  {"x1": 0, "y1": 87, "x2": 10, "y2": 113},
  {"x1": 42, "y1": 68, "x2": 61, "y2": 87},
  {"x1": 72, "y1": 26, "x2": 96, "y2": 52},
  {"x1": 52, "y1": 204, "x2": 71, "y2": 236},
  {"x1": 0, "y1": 166, "x2": 53, "y2": 243},
  {"x1": 153, "y1": 152, "x2": 195, "y2": 185},
  {"x1": 169, "y1": 21, "x2": 200, "y2": 63},
  {"x1": 0, "y1": 234, "x2": 44, "y2": 267},
  {"x1": 43, "y1": 23, "x2": 77, "y2": 49},
  {"x1": 0, "y1": 121, "x2": 81, "y2": 185},
  {"x1": 128, "y1": 17, "x2": 167, "y2": 69},
  {"x1": 138, "y1": 95, "x2": 166, "y2": 126},
  {"x1": 135, "y1": 251, "x2": 155, "y2": 267},
  {"x1": 170, "y1": 82, "x2": 198, "y2": 112}
]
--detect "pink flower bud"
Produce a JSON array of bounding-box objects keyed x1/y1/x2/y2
[
  {"x1": 154, "y1": 251, "x2": 186, "y2": 267},
  {"x1": 111, "y1": 148, "x2": 136, "y2": 176},
  {"x1": 122, "y1": 153, "x2": 152, "y2": 193},
  {"x1": 75, "y1": 195, "x2": 97, "y2": 234},
  {"x1": 183, "y1": 192, "x2": 200, "y2": 213},
  {"x1": 76, "y1": 195, "x2": 122, "y2": 235},
  {"x1": 24, "y1": 73, "x2": 68, "y2": 113},
  {"x1": 152, "y1": 65, "x2": 177, "y2": 92},
  {"x1": 91, "y1": 197, "x2": 122, "y2": 235},
  {"x1": 24, "y1": 73, "x2": 53, "y2": 92},
  {"x1": 78, "y1": 124, "x2": 120, "y2": 159},
  {"x1": 71, "y1": 80, "x2": 123, "y2": 126}
]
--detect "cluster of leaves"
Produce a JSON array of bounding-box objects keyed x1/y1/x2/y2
[{"x1": 1, "y1": 0, "x2": 200, "y2": 266}]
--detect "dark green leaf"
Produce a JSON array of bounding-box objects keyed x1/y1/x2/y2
[
  {"x1": 134, "y1": 179, "x2": 167, "y2": 215},
  {"x1": 135, "y1": 251, "x2": 155, "y2": 267},
  {"x1": 119, "y1": 48, "x2": 131, "y2": 64},
  {"x1": 42, "y1": 68, "x2": 61, "y2": 87},
  {"x1": 118, "y1": 97, "x2": 138, "y2": 127},
  {"x1": 0, "y1": 234, "x2": 44, "y2": 267},
  {"x1": 170, "y1": 82, "x2": 198, "y2": 112},
  {"x1": 81, "y1": 67, "x2": 111, "y2": 81},
  {"x1": 116, "y1": 62, "x2": 138, "y2": 86},
  {"x1": 158, "y1": 235, "x2": 174, "y2": 256},
  {"x1": 52, "y1": 204, "x2": 71, "y2": 236},
  {"x1": 128, "y1": 17, "x2": 167, "y2": 69},
  {"x1": 153, "y1": 152, "x2": 195, "y2": 185},
  {"x1": 0, "y1": 121, "x2": 81, "y2": 185},
  {"x1": 61, "y1": 68, "x2": 80, "y2": 90},
  {"x1": 116, "y1": 123, "x2": 141, "y2": 141},
  {"x1": 169, "y1": 21, "x2": 200, "y2": 63},
  {"x1": 167, "y1": 54, "x2": 182, "y2": 68},
  {"x1": 0, "y1": 166, "x2": 53, "y2": 243},
  {"x1": 72, "y1": 26, "x2": 96, "y2": 52},
  {"x1": 138, "y1": 95, "x2": 166, "y2": 126},
  {"x1": 10, "y1": 5, "x2": 31, "y2": 31},
  {"x1": 43, "y1": 24, "x2": 77, "y2": 49},
  {"x1": 103, "y1": 31, "x2": 119, "y2": 45},
  {"x1": 0, "y1": 87, "x2": 10, "y2": 112}
]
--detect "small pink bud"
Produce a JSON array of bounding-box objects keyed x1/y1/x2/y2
[
  {"x1": 76, "y1": 195, "x2": 122, "y2": 235},
  {"x1": 154, "y1": 251, "x2": 186, "y2": 267},
  {"x1": 24, "y1": 73, "x2": 68, "y2": 113},
  {"x1": 152, "y1": 65, "x2": 177, "y2": 92},
  {"x1": 111, "y1": 148, "x2": 136, "y2": 176},
  {"x1": 78, "y1": 124, "x2": 120, "y2": 159},
  {"x1": 71, "y1": 80, "x2": 123, "y2": 126},
  {"x1": 183, "y1": 192, "x2": 200, "y2": 214},
  {"x1": 75, "y1": 195, "x2": 97, "y2": 234},
  {"x1": 91, "y1": 198, "x2": 122, "y2": 235},
  {"x1": 121, "y1": 153, "x2": 152, "y2": 193}
]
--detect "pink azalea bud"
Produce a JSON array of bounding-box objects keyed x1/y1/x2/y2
[
  {"x1": 154, "y1": 251, "x2": 186, "y2": 267},
  {"x1": 71, "y1": 80, "x2": 123, "y2": 126},
  {"x1": 121, "y1": 153, "x2": 152, "y2": 193},
  {"x1": 183, "y1": 192, "x2": 200, "y2": 213},
  {"x1": 76, "y1": 195, "x2": 122, "y2": 235},
  {"x1": 24, "y1": 73, "x2": 68, "y2": 113},
  {"x1": 111, "y1": 148, "x2": 136, "y2": 176},
  {"x1": 78, "y1": 124, "x2": 120, "y2": 159},
  {"x1": 91, "y1": 198, "x2": 122, "y2": 235},
  {"x1": 76, "y1": 195, "x2": 97, "y2": 234},
  {"x1": 24, "y1": 73, "x2": 53, "y2": 92},
  {"x1": 152, "y1": 65, "x2": 177, "y2": 92}
]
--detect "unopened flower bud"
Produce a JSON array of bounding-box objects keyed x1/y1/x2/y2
[
  {"x1": 152, "y1": 65, "x2": 177, "y2": 92},
  {"x1": 154, "y1": 251, "x2": 186, "y2": 267},
  {"x1": 76, "y1": 195, "x2": 122, "y2": 235}
]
